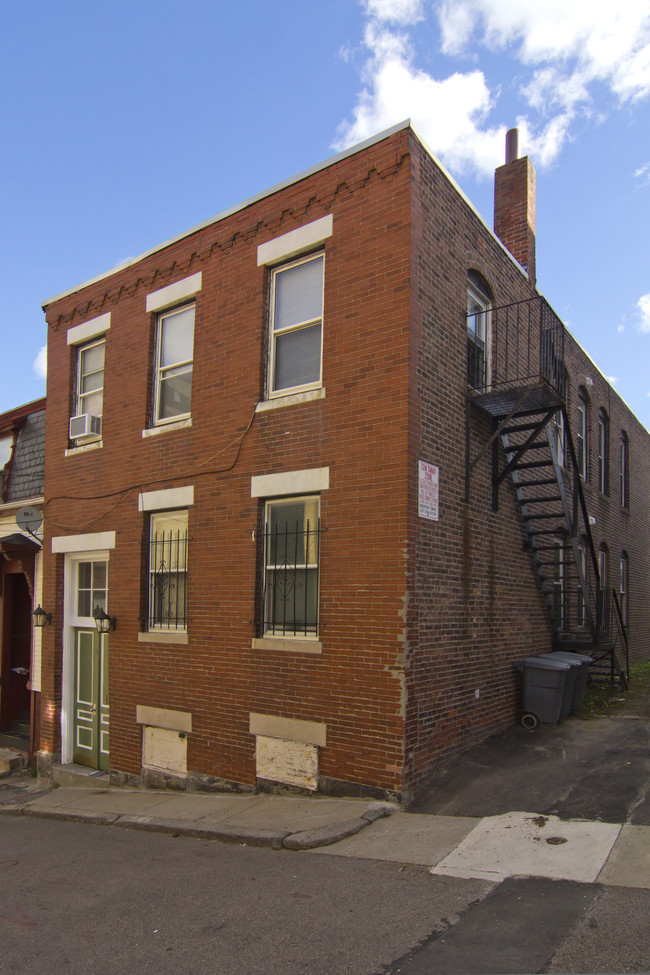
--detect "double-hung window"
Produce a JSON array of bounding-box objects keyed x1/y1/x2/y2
[
  {"x1": 154, "y1": 305, "x2": 195, "y2": 424},
  {"x1": 619, "y1": 552, "x2": 629, "y2": 627},
  {"x1": 577, "y1": 388, "x2": 588, "y2": 479},
  {"x1": 269, "y1": 254, "x2": 324, "y2": 396},
  {"x1": 76, "y1": 339, "x2": 105, "y2": 420},
  {"x1": 262, "y1": 497, "x2": 320, "y2": 637},
  {"x1": 598, "y1": 408, "x2": 609, "y2": 495},
  {"x1": 147, "y1": 510, "x2": 188, "y2": 630},
  {"x1": 467, "y1": 276, "x2": 490, "y2": 390},
  {"x1": 620, "y1": 431, "x2": 629, "y2": 508}
]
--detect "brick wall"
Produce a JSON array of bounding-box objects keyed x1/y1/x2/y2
[
  {"x1": 39, "y1": 124, "x2": 650, "y2": 803},
  {"x1": 41, "y1": 128, "x2": 414, "y2": 796}
]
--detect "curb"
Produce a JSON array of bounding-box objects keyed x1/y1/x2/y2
[{"x1": 0, "y1": 795, "x2": 398, "y2": 850}]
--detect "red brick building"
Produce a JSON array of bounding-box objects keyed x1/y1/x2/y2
[{"x1": 38, "y1": 122, "x2": 650, "y2": 803}]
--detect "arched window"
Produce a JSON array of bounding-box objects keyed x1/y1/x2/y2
[
  {"x1": 577, "y1": 386, "x2": 589, "y2": 479},
  {"x1": 467, "y1": 271, "x2": 491, "y2": 390},
  {"x1": 620, "y1": 551, "x2": 629, "y2": 627},
  {"x1": 620, "y1": 431, "x2": 630, "y2": 509},
  {"x1": 598, "y1": 407, "x2": 609, "y2": 494}
]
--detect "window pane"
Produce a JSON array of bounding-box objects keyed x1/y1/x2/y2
[
  {"x1": 266, "y1": 568, "x2": 318, "y2": 633},
  {"x1": 274, "y1": 323, "x2": 321, "y2": 390},
  {"x1": 149, "y1": 511, "x2": 188, "y2": 629},
  {"x1": 81, "y1": 343, "x2": 104, "y2": 375},
  {"x1": 160, "y1": 307, "x2": 194, "y2": 367},
  {"x1": 274, "y1": 257, "x2": 323, "y2": 331},
  {"x1": 159, "y1": 366, "x2": 192, "y2": 418},
  {"x1": 78, "y1": 562, "x2": 91, "y2": 589}
]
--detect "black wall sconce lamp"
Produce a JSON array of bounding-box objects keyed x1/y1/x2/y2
[
  {"x1": 32, "y1": 605, "x2": 52, "y2": 627},
  {"x1": 93, "y1": 607, "x2": 117, "y2": 634}
]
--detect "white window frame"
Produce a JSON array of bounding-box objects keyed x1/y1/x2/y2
[
  {"x1": 268, "y1": 253, "x2": 324, "y2": 399},
  {"x1": 620, "y1": 432, "x2": 629, "y2": 509},
  {"x1": 153, "y1": 303, "x2": 195, "y2": 426},
  {"x1": 74, "y1": 337, "x2": 105, "y2": 429},
  {"x1": 619, "y1": 552, "x2": 629, "y2": 627},
  {"x1": 552, "y1": 410, "x2": 565, "y2": 468},
  {"x1": 598, "y1": 409, "x2": 609, "y2": 495},
  {"x1": 467, "y1": 281, "x2": 491, "y2": 390},
  {"x1": 577, "y1": 537, "x2": 588, "y2": 628},
  {"x1": 147, "y1": 509, "x2": 189, "y2": 632},
  {"x1": 577, "y1": 390, "x2": 588, "y2": 480},
  {"x1": 262, "y1": 495, "x2": 320, "y2": 638}
]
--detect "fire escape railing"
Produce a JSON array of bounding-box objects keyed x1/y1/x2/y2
[{"x1": 472, "y1": 295, "x2": 566, "y2": 399}]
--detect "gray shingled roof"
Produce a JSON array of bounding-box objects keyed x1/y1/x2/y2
[{"x1": 6, "y1": 410, "x2": 45, "y2": 501}]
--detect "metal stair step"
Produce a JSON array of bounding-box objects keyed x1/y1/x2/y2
[
  {"x1": 513, "y1": 460, "x2": 554, "y2": 470},
  {"x1": 522, "y1": 511, "x2": 565, "y2": 521},
  {"x1": 520, "y1": 495, "x2": 563, "y2": 504},
  {"x1": 516, "y1": 478, "x2": 558, "y2": 488},
  {"x1": 505, "y1": 441, "x2": 548, "y2": 452}
]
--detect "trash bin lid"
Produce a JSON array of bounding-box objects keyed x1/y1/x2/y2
[
  {"x1": 519, "y1": 655, "x2": 572, "y2": 671},
  {"x1": 551, "y1": 651, "x2": 594, "y2": 665}
]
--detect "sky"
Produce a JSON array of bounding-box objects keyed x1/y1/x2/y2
[{"x1": 2, "y1": 0, "x2": 650, "y2": 430}]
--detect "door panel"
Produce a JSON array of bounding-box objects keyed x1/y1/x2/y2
[{"x1": 73, "y1": 628, "x2": 109, "y2": 770}]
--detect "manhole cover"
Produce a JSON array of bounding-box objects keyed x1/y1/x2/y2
[{"x1": 546, "y1": 836, "x2": 568, "y2": 845}]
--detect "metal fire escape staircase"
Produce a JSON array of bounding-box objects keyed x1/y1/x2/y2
[{"x1": 466, "y1": 296, "x2": 628, "y2": 687}]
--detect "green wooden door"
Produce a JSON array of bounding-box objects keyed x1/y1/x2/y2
[{"x1": 73, "y1": 628, "x2": 109, "y2": 770}]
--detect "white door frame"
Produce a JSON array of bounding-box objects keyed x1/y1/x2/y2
[{"x1": 61, "y1": 548, "x2": 111, "y2": 765}]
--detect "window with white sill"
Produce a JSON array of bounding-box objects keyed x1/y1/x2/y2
[
  {"x1": 153, "y1": 305, "x2": 194, "y2": 424},
  {"x1": 268, "y1": 254, "x2": 323, "y2": 397}
]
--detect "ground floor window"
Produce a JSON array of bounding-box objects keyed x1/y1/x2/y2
[
  {"x1": 262, "y1": 496, "x2": 320, "y2": 637},
  {"x1": 147, "y1": 510, "x2": 188, "y2": 630}
]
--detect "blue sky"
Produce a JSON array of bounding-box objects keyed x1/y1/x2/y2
[{"x1": 3, "y1": 0, "x2": 650, "y2": 429}]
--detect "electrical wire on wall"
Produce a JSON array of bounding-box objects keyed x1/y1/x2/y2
[{"x1": 43, "y1": 401, "x2": 259, "y2": 533}]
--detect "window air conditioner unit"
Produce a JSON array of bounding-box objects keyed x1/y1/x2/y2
[{"x1": 69, "y1": 414, "x2": 102, "y2": 440}]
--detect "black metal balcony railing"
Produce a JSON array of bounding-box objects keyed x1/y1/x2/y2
[{"x1": 469, "y1": 295, "x2": 566, "y2": 399}]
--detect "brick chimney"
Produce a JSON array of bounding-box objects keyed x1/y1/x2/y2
[{"x1": 494, "y1": 128, "x2": 536, "y2": 286}]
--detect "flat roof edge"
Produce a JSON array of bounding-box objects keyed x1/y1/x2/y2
[{"x1": 42, "y1": 120, "x2": 412, "y2": 310}]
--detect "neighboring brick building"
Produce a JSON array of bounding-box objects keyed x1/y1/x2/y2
[
  {"x1": 0, "y1": 398, "x2": 46, "y2": 760},
  {"x1": 38, "y1": 122, "x2": 650, "y2": 803}
]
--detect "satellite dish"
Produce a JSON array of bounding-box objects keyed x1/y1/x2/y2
[{"x1": 16, "y1": 506, "x2": 43, "y2": 536}]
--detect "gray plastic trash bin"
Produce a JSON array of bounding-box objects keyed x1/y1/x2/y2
[
  {"x1": 536, "y1": 653, "x2": 580, "y2": 718},
  {"x1": 551, "y1": 651, "x2": 593, "y2": 711},
  {"x1": 516, "y1": 655, "x2": 572, "y2": 729}
]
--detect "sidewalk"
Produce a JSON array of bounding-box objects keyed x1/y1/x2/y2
[{"x1": 1, "y1": 759, "x2": 649, "y2": 889}]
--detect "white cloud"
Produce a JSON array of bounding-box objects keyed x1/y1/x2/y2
[
  {"x1": 334, "y1": 22, "x2": 506, "y2": 176},
  {"x1": 606, "y1": 376, "x2": 618, "y2": 386},
  {"x1": 33, "y1": 345, "x2": 47, "y2": 380},
  {"x1": 364, "y1": 0, "x2": 425, "y2": 25},
  {"x1": 635, "y1": 162, "x2": 650, "y2": 185},
  {"x1": 337, "y1": 0, "x2": 650, "y2": 177},
  {"x1": 637, "y1": 293, "x2": 650, "y2": 333}
]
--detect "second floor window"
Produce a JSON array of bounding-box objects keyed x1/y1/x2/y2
[
  {"x1": 577, "y1": 387, "x2": 588, "y2": 479},
  {"x1": 76, "y1": 339, "x2": 105, "y2": 419},
  {"x1": 268, "y1": 254, "x2": 324, "y2": 396},
  {"x1": 154, "y1": 304, "x2": 194, "y2": 424},
  {"x1": 620, "y1": 431, "x2": 629, "y2": 508},
  {"x1": 598, "y1": 408, "x2": 609, "y2": 494},
  {"x1": 467, "y1": 277, "x2": 490, "y2": 390}
]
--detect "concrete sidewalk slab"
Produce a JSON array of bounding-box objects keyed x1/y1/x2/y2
[
  {"x1": 430, "y1": 811, "x2": 622, "y2": 883},
  {"x1": 597, "y1": 824, "x2": 650, "y2": 888},
  {"x1": 202, "y1": 796, "x2": 380, "y2": 831},
  {"x1": 311, "y1": 812, "x2": 479, "y2": 865}
]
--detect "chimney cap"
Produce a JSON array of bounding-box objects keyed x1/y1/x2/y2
[{"x1": 505, "y1": 128, "x2": 519, "y2": 164}]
